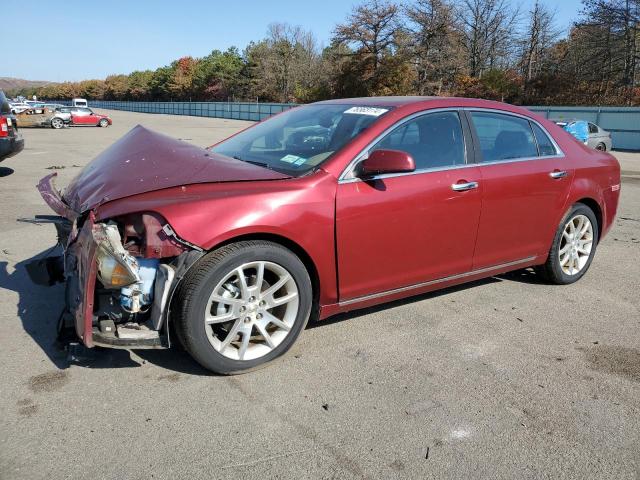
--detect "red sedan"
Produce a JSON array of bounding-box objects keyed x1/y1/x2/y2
[
  {"x1": 34, "y1": 97, "x2": 620, "y2": 374},
  {"x1": 69, "y1": 107, "x2": 112, "y2": 127}
]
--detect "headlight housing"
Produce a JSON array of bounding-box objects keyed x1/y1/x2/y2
[{"x1": 94, "y1": 223, "x2": 140, "y2": 288}]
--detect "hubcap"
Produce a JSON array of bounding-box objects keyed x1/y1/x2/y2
[
  {"x1": 204, "y1": 261, "x2": 299, "y2": 361},
  {"x1": 559, "y1": 214, "x2": 593, "y2": 275}
]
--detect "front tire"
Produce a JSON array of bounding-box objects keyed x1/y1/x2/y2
[
  {"x1": 98, "y1": 118, "x2": 109, "y2": 127},
  {"x1": 596, "y1": 142, "x2": 606, "y2": 151},
  {"x1": 174, "y1": 241, "x2": 312, "y2": 374},
  {"x1": 51, "y1": 117, "x2": 64, "y2": 129},
  {"x1": 537, "y1": 203, "x2": 599, "y2": 284}
]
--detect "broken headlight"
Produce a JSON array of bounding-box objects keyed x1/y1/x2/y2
[{"x1": 95, "y1": 223, "x2": 141, "y2": 288}]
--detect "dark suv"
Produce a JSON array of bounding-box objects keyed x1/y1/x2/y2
[{"x1": 0, "y1": 90, "x2": 24, "y2": 162}]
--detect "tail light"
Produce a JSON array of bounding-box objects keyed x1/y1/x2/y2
[{"x1": 0, "y1": 116, "x2": 8, "y2": 138}]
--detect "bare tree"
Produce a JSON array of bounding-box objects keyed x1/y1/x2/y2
[
  {"x1": 454, "y1": 0, "x2": 519, "y2": 77},
  {"x1": 333, "y1": 0, "x2": 401, "y2": 72},
  {"x1": 405, "y1": 0, "x2": 465, "y2": 94},
  {"x1": 246, "y1": 23, "x2": 323, "y2": 102},
  {"x1": 518, "y1": 0, "x2": 560, "y2": 82}
]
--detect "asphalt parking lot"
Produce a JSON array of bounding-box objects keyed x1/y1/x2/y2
[{"x1": 1, "y1": 110, "x2": 639, "y2": 479}]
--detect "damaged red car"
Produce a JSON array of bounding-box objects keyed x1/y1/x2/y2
[{"x1": 32, "y1": 97, "x2": 621, "y2": 374}]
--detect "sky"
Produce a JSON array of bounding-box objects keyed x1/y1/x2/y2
[{"x1": 5, "y1": 0, "x2": 584, "y2": 82}]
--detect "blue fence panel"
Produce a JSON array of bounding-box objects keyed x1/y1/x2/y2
[
  {"x1": 48, "y1": 101, "x2": 639, "y2": 149},
  {"x1": 527, "y1": 106, "x2": 640, "y2": 150},
  {"x1": 81, "y1": 100, "x2": 297, "y2": 122}
]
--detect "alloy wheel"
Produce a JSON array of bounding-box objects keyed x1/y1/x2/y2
[
  {"x1": 203, "y1": 261, "x2": 299, "y2": 361},
  {"x1": 558, "y1": 214, "x2": 593, "y2": 275}
]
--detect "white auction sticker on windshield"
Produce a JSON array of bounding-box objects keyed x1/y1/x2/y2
[
  {"x1": 344, "y1": 106, "x2": 388, "y2": 117},
  {"x1": 280, "y1": 154, "x2": 306, "y2": 164}
]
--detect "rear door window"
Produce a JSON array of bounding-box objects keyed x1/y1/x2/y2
[
  {"x1": 588, "y1": 123, "x2": 598, "y2": 134},
  {"x1": 470, "y1": 112, "x2": 538, "y2": 162}
]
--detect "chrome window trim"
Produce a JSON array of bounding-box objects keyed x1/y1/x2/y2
[
  {"x1": 339, "y1": 256, "x2": 537, "y2": 306},
  {"x1": 465, "y1": 107, "x2": 565, "y2": 159},
  {"x1": 338, "y1": 106, "x2": 565, "y2": 184}
]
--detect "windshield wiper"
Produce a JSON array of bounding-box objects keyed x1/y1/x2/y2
[{"x1": 233, "y1": 156, "x2": 276, "y2": 171}]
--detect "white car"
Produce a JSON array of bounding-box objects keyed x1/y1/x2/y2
[{"x1": 9, "y1": 102, "x2": 30, "y2": 114}]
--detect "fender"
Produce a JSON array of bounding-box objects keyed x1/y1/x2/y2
[{"x1": 566, "y1": 175, "x2": 613, "y2": 240}]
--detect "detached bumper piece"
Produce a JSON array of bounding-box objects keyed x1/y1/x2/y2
[{"x1": 93, "y1": 320, "x2": 167, "y2": 349}]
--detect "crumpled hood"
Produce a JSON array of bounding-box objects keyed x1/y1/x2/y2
[{"x1": 62, "y1": 124, "x2": 288, "y2": 212}]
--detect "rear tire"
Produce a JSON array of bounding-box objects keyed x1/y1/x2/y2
[
  {"x1": 51, "y1": 117, "x2": 64, "y2": 129},
  {"x1": 596, "y1": 142, "x2": 606, "y2": 151},
  {"x1": 536, "y1": 203, "x2": 599, "y2": 285},
  {"x1": 173, "y1": 241, "x2": 312, "y2": 374}
]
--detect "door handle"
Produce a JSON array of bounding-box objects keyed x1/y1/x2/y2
[
  {"x1": 451, "y1": 181, "x2": 479, "y2": 191},
  {"x1": 549, "y1": 170, "x2": 568, "y2": 179}
]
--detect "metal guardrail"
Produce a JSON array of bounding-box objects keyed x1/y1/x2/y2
[{"x1": 50, "y1": 101, "x2": 640, "y2": 150}]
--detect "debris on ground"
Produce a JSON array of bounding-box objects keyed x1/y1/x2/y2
[{"x1": 46, "y1": 165, "x2": 66, "y2": 170}]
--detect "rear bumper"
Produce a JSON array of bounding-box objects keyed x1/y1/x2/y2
[{"x1": 0, "y1": 135, "x2": 25, "y2": 162}]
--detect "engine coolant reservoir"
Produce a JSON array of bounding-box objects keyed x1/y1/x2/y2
[{"x1": 120, "y1": 258, "x2": 160, "y2": 312}]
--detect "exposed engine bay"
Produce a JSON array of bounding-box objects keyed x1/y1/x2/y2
[{"x1": 27, "y1": 211, "x2": 203, "y2": 349}]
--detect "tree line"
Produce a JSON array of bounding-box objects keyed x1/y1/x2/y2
[{"x1": 11, "y1": 0, "x2": 640, "y2": 106}]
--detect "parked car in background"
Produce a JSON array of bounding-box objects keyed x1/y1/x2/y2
[
  {"x1": 51, "y1": 107, "x2": 72, "y2": 129},
  {"x1": 14, "y1": 107, "x2": 57, "y2": 128},
  {"x1": 552, "y1": 119, "x2": 613, "y2": 151},
  {"x1": 71, "y1": 98, "x2": 88, "y2": 107},
  {"x1": 0, "y1": 90, "x2": 24, "y2": 162},
  {"x1": 25, "y1": 101, "x2": 46, "y2": 109},
  {"x1": 44, "y1": 103, "x2": 65, "y2": 110},
  {"x1": 32, "y1": 97, "x2": 620, "y2": 374},
  {"x1": 69, "y1": 107, "x2": 112, "y2": 127},
  {"x1": 9, "y1": 102, "x2": 30, "y2": 114}
]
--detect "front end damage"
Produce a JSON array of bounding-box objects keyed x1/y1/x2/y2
[{"x1": 30, "y1": 173, "x2": 203, "y2": 349}]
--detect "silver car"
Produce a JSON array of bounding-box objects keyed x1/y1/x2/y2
[
  {"x1": 552, "y1": 119, "x2": 613, "y2": 151},
  {"x1": 51, "y1": 107, "x2": 72, "y2": 129}
]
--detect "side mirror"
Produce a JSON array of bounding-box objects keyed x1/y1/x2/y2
[{"x1": 359, "y1": 149, "x2": 415, "y2": 177}]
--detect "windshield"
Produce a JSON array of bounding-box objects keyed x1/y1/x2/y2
[{"x1": 211, "y1": 104, "x2": 392, "y2": 176}]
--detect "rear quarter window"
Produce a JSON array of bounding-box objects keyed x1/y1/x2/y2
[{"x1": 531, "y1": 123, "x2": 558, "y2": 156}]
